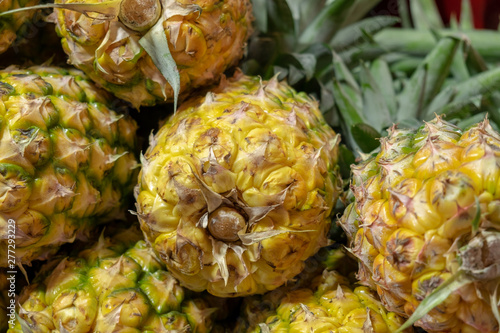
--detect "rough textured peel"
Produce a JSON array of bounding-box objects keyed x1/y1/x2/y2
[
  {"x1": 0, "y1": 66, "x2": 138, "y2": 266},
  {"x1": 238, "y1": 269, "x2": 412, "y2": 333},
  {"x1": 136, "y1": 72, "x2": 341, "y2": 297},
  {"x1": 340, "y1": 116, "x2": 500, "y2": 332},
  {"x1": 8, "y1": 228, "x2": 221, "y2": 332},
  {"x1": 53, "y1": 0, "x2": 253, "y2": 107}
]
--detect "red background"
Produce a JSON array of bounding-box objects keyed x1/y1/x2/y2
[
  {"x1": 436, "y1": 0, "x2": 498, "y2": 29},
  {"x1": 373, "y1": 0, "x2": 500, "y2": 29}
]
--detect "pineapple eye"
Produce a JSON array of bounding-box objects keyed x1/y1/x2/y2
[
  {"x1": 208, "y1": 207, "x2": 247, "y2": 242},
  {"x1": 119, "y1": 0, "x2": 162, "y2": 32}
]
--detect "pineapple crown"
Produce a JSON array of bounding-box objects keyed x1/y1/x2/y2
[{"x1": 243, "y1": 0, "x2": 500, "y2": 181}]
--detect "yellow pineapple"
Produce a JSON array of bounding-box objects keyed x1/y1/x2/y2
[
  {"x1": 238, "y1": 269, "x2": 412, "y2": 333},
  {"x1": 8, "y1": 228, "x2": 221, "y2": 332},
  {"x1": 135, "y1": 72, "x2": 341, "y2": 297},
  {"x1": 52, "y1": 0, "x2": 253, "y2": 107},
  {"x1": 0, "y1": 65, "x2": 138, "y2": 266},
  {"x1": 340, "y1": 116, "x2": 500, "y2": 332}
]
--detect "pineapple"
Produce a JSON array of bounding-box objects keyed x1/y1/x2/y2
[
  {"x1": 135, "y1": 71, "x2": 341, "y2": 297},
  {"x1": 233, "y1": 245, "x2": 358, "y2": 332},
  {"x1": 339, "y1": 116, "x2": 500, "y2": 332},
  {"x1": 52, "y1": 0, "x2": 253, "y2": 107},
  {"x1": 237, "y1": 269, "x2": 412, "y2": 333},
  {"x1": 8, "y1": 228, "x2": 221, "y2": 332},
  {"x1": 0, "y1": 65, "x2": 138, "y2": 267},
  {"x1": 0, "y1": 0, "x2": 39, "y2": 54}
]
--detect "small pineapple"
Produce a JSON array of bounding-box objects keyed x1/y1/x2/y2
[
  {"x1": 0, "y1": 0, "x2": 39, "y2": 54},
  {"x1": 8, "y1": 228, "x2": 221, "y2": 332},
  {"x1": 237, "y1": 269, "x2": 412, "y2": 333},
  {"x1": 136, "y1": 72, "x2": 341, "y2": 297},
  {"x1": 0, "y1": 65, "x2": 138, "y2": 266},
  {"x1": 339, "y1": 116, "x2": 500, "y2": 332},
  {"x1": 53, "y1": 0, "x2": 253, "y2": 107}
]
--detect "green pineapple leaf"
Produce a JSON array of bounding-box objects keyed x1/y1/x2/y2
[
  {"x1": 426, "y1": 66, "x2": 500, "y2": 119},
  {"x1": 332, "y1": 79, "x2": 364, "y2": 127},
  {"x1": 410, "y1": 0, "x2": 443, "y2": 30},
  {"x1": 450, "y1": 12, "x2": 460, "y2": 30},
  {"x1": 395, "y1": 271, "x2": 471, "y2": 333},
  {"x1": 290, "y1": 53, "x2": 317, "y2": 81},
  {"x1": 359, "y1": 62, "x2": 392, "y2": 131},
  {"x1": 139, "y1": 20, "x2": 180, "y2": 110},
  {"x1": 341, "y1": 0, "x2": 385, "y2": 27},
  {"x1": 455, "y1": 112, "x2": 490, "y2": 130},
  {"x1": 369, "y1": 58, "x2": 397, "y2": 118},
  {"x1": 397, "y1": 37, "x2": 460, "y2": 120},
  {"x1": 298, "y1": 0, "x2": 352, "y2": 46},
  {"x1": 267, "y1": 0, "x2": 294, "y2": 34},
  {"x1": 338, "y1": 144, "x2": 356, "y2": 180},
  {"x1": 332, "y1": 52, "x2": 360, "y2": 93},
  {"x1": 139, "y1": 1, "x2": 201, "y2": 110},
  {"x1": 331, "y1": 16, "x2": 400, "y2": 52},
  {"x1": 449, "y1": 39, "x2": 470, "y2": 82},
  {"x1": 459, "y1": 0, "x2": 474, "y2": 31},
  {"x1": 398, "y1": 0, "x2": 411, "y2": 28},
  {"x1": 351, "y1": 123, "x2": 380, "y2": 153}
]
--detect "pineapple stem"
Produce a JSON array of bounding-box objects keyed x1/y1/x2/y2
[
  {"x1": 208, "y1": 207, "x2": 247, "y2": 242},
  {"x1": 119, "y1": 0, "x2": 161, "y2": 32}
]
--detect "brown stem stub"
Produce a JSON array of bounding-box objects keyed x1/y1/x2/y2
[
  {"x1": 119, "y1": 0, "x2": 161, "y2": 31},
  {"x1": 208, "y1": 207, "x2": 247, "y2": 242}
]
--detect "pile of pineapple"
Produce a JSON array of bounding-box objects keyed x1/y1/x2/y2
[{"x1": 1, "y1": 0, "x2": 500, "y2": 332}]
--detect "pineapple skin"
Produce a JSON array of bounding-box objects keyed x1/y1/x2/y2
[
  {"x1": 0, "y1": 0, "x2": 39, "y2": 54},
  {"x1": 7, "y1": 228, "x2": 220, "y2": 332},
  {"x1": 136, "y1": 72, "x2": 341, "y2": 297},
  {"x1": 53, "y1": 0, "x2": 254, "y2": 108},
  {"x1": 0, "y1": 66, "x2": 138, "y2": 266},
  {"x1": 340, "y1": 116, "x2": 500, "y2": 332},
  {"x1": 238, "y1": 269, "x2": 412, "y2": 333}
]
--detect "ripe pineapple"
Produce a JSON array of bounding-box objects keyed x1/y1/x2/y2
[
  {"x1": 135, "y1": 72, "x2": 341, "y2": 297},
  {"x1": 8, "y1": 228, "x2": 221, "y2": 332},
  {"x1": 339, "y1": 116, "x2": 500, "y2": 332},
  {"x1": 53, "y1": 0, "x2": 253, "y2": 107},
  {"x1": 0, "y1": 0, "x2": 39, "y2": 54},
  {"x1": 0, "y1": 65, "x2": 138, "y2": 266},
  {"x1": 233, "y1": 245, "x2": 358, "y2": 331},
  {"x1": 237, "y1": 269, "x2": 412, "y2": 333}
]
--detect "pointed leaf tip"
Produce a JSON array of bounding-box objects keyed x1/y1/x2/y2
[
  {"x1": 138, "y1": 0, "x2": 201, "y2": 110},
  {"x1": 395, "y1": 271, "x2": 471, "y2": 333},
  {"x1": 139, "y1": 19, "x2": 180, "y2": 110}
]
